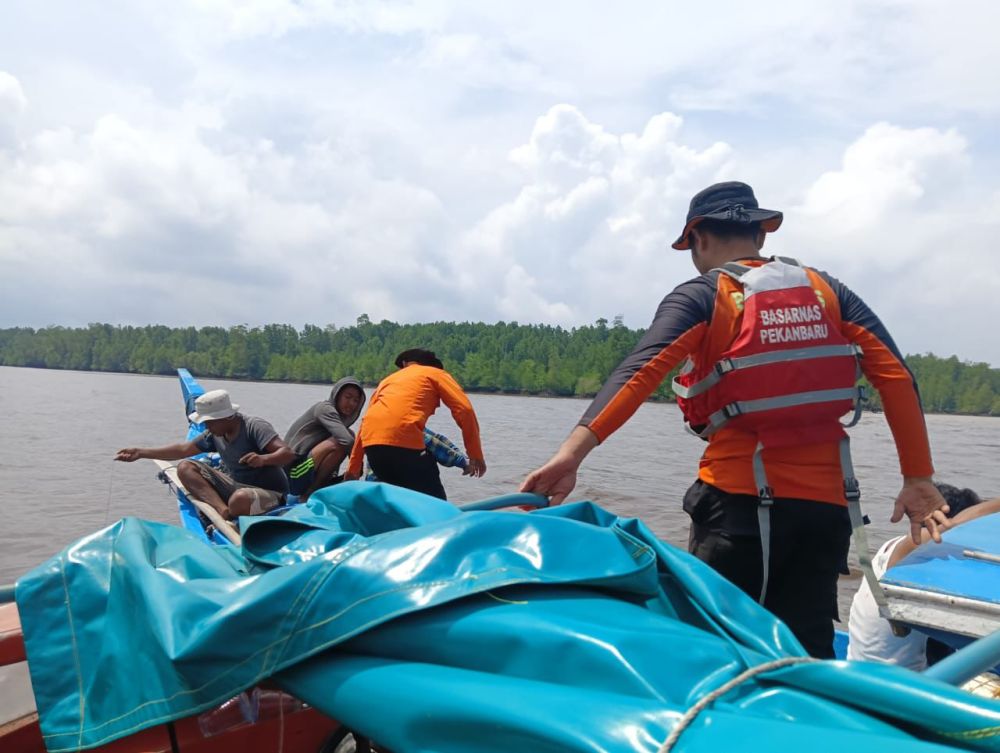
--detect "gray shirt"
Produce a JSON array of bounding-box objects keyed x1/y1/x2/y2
[
  {"x1": 284, "y1": 377, "x2": 365, "y2": 458},
  {"x1": 194, "y1": 414, "x2": 288, "y2": 494}
]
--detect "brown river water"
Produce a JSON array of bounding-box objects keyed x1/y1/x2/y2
[{"x1": 2, "y1": 365, "x2": 999, "y2": 619}]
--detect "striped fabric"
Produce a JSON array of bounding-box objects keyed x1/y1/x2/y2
[
  {"x1": 288, "y1": 457, "x2": 315, "y2": 480},
  {"x1": 423, "y1": 429, "x2": 468, "y2": 468}
]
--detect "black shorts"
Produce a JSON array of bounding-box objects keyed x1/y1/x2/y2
[
  {"x1": 683, "y1": 480, "x2": 852, "y2": 659},
  {"x1": 365, "y1": 445, "x2": 447, "y2": 500},
  {"x1": 285, "y1": 456, "x2": 316, "y2": 496}
]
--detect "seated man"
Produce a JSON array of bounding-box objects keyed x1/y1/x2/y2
[
  {"x1": 848, "y1": 483, "x2": 1000, "y2": 670},
  {"x1": 283, "y1": 378, "x2": 366, "y2": 500},
  {"x1": 115, "y1": 389, "x2": 295, "y2": 521}
]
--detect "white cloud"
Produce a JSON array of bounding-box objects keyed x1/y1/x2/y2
[
  {"x1": 0, "y1": 71, "x2": 27, "y2": 149},
  {"x1": 800, "y1": 123, "x2": 968, "y2": 234},
  {"x1": 0, "y1": 71, "x2": 27, "y2": 120},
  {"x1": 777, "y1": 123, "x2": 987, "y2": 362},
  {"x1": 453, "y1": 105, "x2": 733, "y2": 326}
]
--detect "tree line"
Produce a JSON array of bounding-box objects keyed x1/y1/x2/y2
[{"x1": 1, "y1": 319, "x2": 998, "y2": 415}]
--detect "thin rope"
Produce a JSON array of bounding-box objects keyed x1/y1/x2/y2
[
  {"x1": 103, "y1": 462, "x2": 116, "y2": 527},
  {"x1": 658, "y1": 656, "x2": 818, "y2": 752}
]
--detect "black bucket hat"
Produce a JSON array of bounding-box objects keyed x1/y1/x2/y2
[
  {"x1": 671, "y1": 181, "x2": 783, "y2": 250},
  {"x1": 394, "y1": 348, "x2": 443, "y2": 369}
]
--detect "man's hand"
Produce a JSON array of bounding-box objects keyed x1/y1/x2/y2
[
  {"x1": 520, "y1": 453, "x2": 580, "y2": 506},
  {"x1": 464, "y1": 459, "x2": 487, "y2": 478},
  {"x1": 239, "y1": 452, "x2": 264, "y2": 468},
  {"x1": 891, "y1": 477, "x2": 950, "y2": 545},
  {"x1": 115, "y1": 448, "x2": 142, "y2": 462},
  {"x1": 520, "y1": 426, "x2": 599, "y2": 506}
]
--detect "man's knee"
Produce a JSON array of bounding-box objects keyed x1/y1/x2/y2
[
  {"x1": 228, "y1": 488, "x2": 254, "y2": 515},
  {"x1": 310, "y1": 439, "x2": 346, "y2": 463},
  {"x1": 177, "y1": 460, "x2": 202, "y2": 483}
]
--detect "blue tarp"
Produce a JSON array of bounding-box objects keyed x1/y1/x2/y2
[{"x1": 15, "y1": 482, "x2": 1000, "y2": 752}]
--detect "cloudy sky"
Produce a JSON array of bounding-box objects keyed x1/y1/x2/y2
[{"x1": 2, "y1": 1, "x2": 999, "y2": 365}]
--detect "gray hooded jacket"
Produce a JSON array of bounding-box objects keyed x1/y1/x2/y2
[{"x1": 283, "y1": 377, "x2": 366, "y2": 458}]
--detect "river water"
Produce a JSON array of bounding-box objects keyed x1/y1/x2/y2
[{"x1": 2, "y1": 365, "x2": 1000, "y2": 620}]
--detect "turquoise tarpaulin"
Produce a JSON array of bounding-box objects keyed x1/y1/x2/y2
[{"x1": 15, "y1": 482, "x2": 1000, "y2": 752}]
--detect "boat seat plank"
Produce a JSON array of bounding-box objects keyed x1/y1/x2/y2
[{"x1": 152, "y1": 460, "x2": 242, "y2": 546}]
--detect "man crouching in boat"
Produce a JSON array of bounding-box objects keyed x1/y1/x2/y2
[
  {"x1": 283, "y1": 377, "x2": 366, "y2": 501},
  {"x1": 115, "y1": 389, "x2": 295, "y2": 521}
]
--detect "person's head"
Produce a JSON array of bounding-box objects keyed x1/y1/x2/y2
[
  {"x1": 671, "y1": 181, "x2": 783, "y2": 274},
  {"x1": 394, "y1": 348, "x2": 443, "y2": 369},
  {"x1": 934, "y1": 482, "x2": 982, "y2": 519},
  {"x1": 188, "y1": 389, "x2": 240, "y2": 435},
  {"x1": 334, "y1": 384, "x2": 364, "y2": 418}
]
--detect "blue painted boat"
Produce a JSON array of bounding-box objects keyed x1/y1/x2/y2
[
  {"x1": 157, "y1": 368, "x2": 473, "y2": 547},
  {"x1": 880, "y1": 514, "x2": 1000, "y2": 653},
  {"x1": 150, "y1": 368, "x2": 243, "y2": 546}
]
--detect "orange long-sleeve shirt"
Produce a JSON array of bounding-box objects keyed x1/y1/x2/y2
[
  {"x1": 580, "y1": 259, "x2": 933, "y2": 505},
  {"x1": 347, "y1": 365, "x2": 484, "y2": 477}
]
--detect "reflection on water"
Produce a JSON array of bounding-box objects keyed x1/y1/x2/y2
[{"x1": 2, "y1": 365, "x2": 999, "y2": 618}]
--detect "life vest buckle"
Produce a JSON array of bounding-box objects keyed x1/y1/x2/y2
[
  {"x1": 714, "y1": 359, "x2": 735, "y2": 377},
  {"x1": 844, "y1": 477, "x2": 861, "y2": 502},
  {"x1": 757, "y1": 485, "x2": 775, "y2": 504},
  {"x1": 721, "y1": 403, "x2": 742, "y2": 419}
]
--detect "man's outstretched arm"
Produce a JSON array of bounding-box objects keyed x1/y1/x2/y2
[
  {"x1": 827, "y1": 272, "x2": 949, "y2": 543},
  {"x1": 115, "y1": 440, "x2": 201, "y2": 462},
  {"x1": 520, "y1": 425, "x2": 599, "y2": 505}
]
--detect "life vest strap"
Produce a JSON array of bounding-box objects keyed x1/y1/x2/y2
[
  {"x1": 725, "y1": 343, "x2": 861, "y2": 371},
  {"x1": 671, "y1": 368, "x2": 722, "y2": 400},
  {"x1": 714, "y1": 262, "x2": 753, "y2": 282},
  {"x1": 703, "y1": 386, "x2": 864, "y2": 436},
  {"x1": 751, "y1": 435, "x2": 883, "y2": 617},
  {"x1": 712, "y1": 256, "x2": 802, "y2": 282},
  {"x1": 673, "y1": 345, "x2": 863, "y2": 401},
  {"x1": 842, "y1": 385, "x2": 867, "y2": 429},
  {"x1": 772, "y1": 255, "x2": 801, "y2": 267},
  {"x1": 752, "y1": 442, "x2": 774, "y2": 605},
  {"x1": 840, "y1": 437, "x2": 887, "y2": 608}
]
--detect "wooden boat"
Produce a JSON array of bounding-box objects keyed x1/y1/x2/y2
[
  {"x1": 0, "y1": 596, "x2": 348, "y2": 753},
  {"x1": 881, "y1": 514, "x2": 1000, "y2": 652}
]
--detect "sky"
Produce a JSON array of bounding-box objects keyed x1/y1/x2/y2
[{"x1": 2, "y1": 0, "x2": 999, "y2": 365}]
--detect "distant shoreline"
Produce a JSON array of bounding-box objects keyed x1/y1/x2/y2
[{"x1": 3, "y1": 363, "x2": 997, "y2": 418}]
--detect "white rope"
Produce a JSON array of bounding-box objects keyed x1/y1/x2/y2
[
  {"x1": 103, "y1": 462, "x2": 116, "y2": 526},
  {"x1": 657, "y1": 656, "x2": 818, "y2": 752}
]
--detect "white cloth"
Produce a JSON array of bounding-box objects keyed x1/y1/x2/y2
[{"x1": 847, "y1": 535, "x2": 928, "y2": 671}]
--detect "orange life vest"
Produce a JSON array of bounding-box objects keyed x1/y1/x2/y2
[{"x1": 673, "y1": 257, "x2": 864, "y2": 449}]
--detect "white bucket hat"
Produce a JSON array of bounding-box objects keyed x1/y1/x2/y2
[{"x1": 188, "y1": 389, "x2": 239, "y2": 423}]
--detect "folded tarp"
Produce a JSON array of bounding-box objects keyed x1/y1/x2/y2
[{"x1": 15, "y1": 482, "x2": 1000, "y2": 752}]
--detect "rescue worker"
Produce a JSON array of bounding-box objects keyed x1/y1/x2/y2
[
  {"x1": 345, "y1": 348, "x2": 487, "y2": 499},
  {"x1": 521, "y1": 181, "x2": 949, "y2": 658}
]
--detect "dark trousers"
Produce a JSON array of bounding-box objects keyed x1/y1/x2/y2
[
  {"x1": 684, "y1": 480, "x2": 852, "y2": 659},
  {"x1": 366, "y1": 445, "x2": 447, "y2": 500}
]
